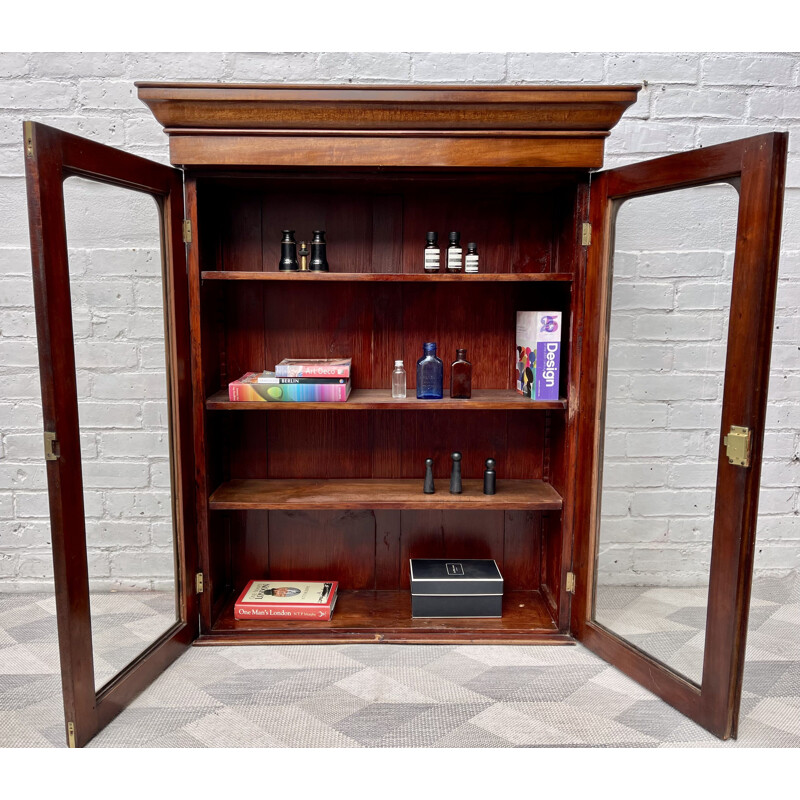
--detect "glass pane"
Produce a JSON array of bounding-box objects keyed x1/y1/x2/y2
[
  {"x1": 62, "y1": 176, "x2": 178, "y2": 690},
  {"x1": 593, "y1": 182, "x2": 739, "y2": 685}
]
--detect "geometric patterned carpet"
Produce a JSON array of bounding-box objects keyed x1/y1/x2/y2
[
  {"x1": 595, "y1": 584, "x2": 714, "y2": 686},
  {"x1": 1, "y1": 573, "x2": 798, "y2": 748}
]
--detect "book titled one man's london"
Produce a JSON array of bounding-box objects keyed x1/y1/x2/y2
[{"x1": 234, "y1": 580, "x2": 338, "y2": 621}]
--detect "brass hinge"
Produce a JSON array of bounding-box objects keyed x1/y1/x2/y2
[
  {"x1": 183, "y1": 219, "x2": 192, "y2": 244},
  {"x1": 67, "y1": 721, "x2": 76, "y2": 748},
  {"x1": 44, "y1": 432, "x2": 59, "y2": 461},
  {"x1": 581, "y1": 223, "x2": 592, "y2": 246},
  {"x1": 724, "y1": 425, "x2": 752, "y2": 467},
  {"x1": 196, "y1": 573, "x2": 204, "y2": 593},
  {"x1": 24, "y1": 121, "x2": 34, "y2": 158},
  {"x1": 565, "y1": 571, "x2": 576, "y2": 594}
]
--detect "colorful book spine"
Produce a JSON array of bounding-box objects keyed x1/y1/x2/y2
[
  {"x1": 515, "y1": 311, "x2": 562, "y2": 401},
  {"x1": 276, "y1": 377, "x2": 348, "y2": 385},
  {"x1": 229, "y1": 373, "x2": 351, "y2": 402}
]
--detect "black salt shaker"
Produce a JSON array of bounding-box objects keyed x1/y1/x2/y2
[{"x1": 483, "y1": 458, "x2": 496, "y2": 495}]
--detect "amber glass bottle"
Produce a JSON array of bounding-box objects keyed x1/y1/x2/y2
[{"x1": 450, "y1": 348, "x2": 472, "y2": 399}]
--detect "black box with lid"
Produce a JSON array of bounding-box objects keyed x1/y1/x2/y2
[{"x1": 409, "y1": 558, "x2": 503, "y2": 618}]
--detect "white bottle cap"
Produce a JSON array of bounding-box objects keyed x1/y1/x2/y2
[{"x1": 395, "y1": 360, "x2": 404, "y2": 367}]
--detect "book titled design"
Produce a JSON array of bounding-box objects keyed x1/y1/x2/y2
[
  {"x1": 229, "y1": 372, "x2": 351, "y2": 402},
  {"x1": 515, "y1": 311, "x2": 562, "y2": 401},
  {"x1": 275, "y1": 358, "x2": 352, "y2": 378},
  {"x1": 234, "y1": 580, "x2": 338, "y2": 620}
]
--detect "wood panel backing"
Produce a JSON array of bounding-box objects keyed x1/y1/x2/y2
[
  {"x1": 201, "y1": 175, "x2": 576, "y2": 277},
  {"x1": 195, "y1": 170, "x2": 579, "y2": 633}
]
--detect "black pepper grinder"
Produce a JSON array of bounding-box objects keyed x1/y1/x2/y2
[
  {"x1": 423, "y1": 458, "x2": 435, "y2": 494},
  {"x1": 279, "y1": 230, "x2": 299, "y2": 272},
  {"x1": 309, "y1": 230, "x2": 329, "y2": 272},
  {"x1": 449, "y1": 452, "x2": 462, "y2": 494}
]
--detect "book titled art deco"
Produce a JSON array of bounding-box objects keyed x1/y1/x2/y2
[
  {"x1": 274, "y1": 357, "x2": 352, "y2": 378},
  {"x1": 234, "y1": 580, "x2": 338, "y2": 621}
]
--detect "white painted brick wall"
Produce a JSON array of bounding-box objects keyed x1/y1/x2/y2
[{"x1": 0, "y1": 52, "x2": 798, "y2": 592}]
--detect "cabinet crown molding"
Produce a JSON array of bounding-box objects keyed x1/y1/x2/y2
[{"x1": 136, "y1": 82, "x2": 641, "y2": 169}]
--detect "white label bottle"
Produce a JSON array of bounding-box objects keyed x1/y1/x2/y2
[
  {"x1": 424, "y1": 231, "x2": 440, "y2": 272},
  {"x1": 465, "y1": 242, "x2": 479, "y2": 273},
  {"x1": 447, "y1": 231, "x2": 462, "y2": 273}
]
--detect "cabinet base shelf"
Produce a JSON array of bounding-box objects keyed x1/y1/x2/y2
[{"x1": 199, "y1": 589, "x2": 570, "y2": 644}]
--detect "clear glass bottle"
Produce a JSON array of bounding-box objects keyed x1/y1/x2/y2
[
  {"x1": 465, "y1": 242, "x2": 479, "y2": 273},
  {"x1": 450, "y1": 348, "x2": 472, "y2": 399},
  {"x1": 446, "y1": 231, "x2": 462, "y2": 273},
  {"x1": 391, "y1": 360, "x2": 407, "y2": 399},
  {"x1": 424, "y1": 231, "x2": 440, "y2": 273},
  {"x1": 416, "y1": 342, "x2": 444, "y2": 400}
]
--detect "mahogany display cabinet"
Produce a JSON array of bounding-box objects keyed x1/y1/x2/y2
[{"x1": 24, "y1": 83, "x2": 787, "y2": 746}]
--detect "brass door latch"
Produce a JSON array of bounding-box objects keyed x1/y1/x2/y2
[{"x1": 724, "y1": 425, "x2": 751, "y2": 467}]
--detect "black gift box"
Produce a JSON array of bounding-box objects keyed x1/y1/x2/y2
[{"x1": 409, "y1": 558, "x2": 504, "y2": 618}]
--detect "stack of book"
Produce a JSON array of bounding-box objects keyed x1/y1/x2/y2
[
  {"x1": 234, "y1": 580, "x2": 339, "y2": 621},
  {"x1": 229, "y1": 358, "x2": 352, "y2": 402}
]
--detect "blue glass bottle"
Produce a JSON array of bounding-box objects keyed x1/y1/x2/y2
[{"x1": 416, "y1": 342, "x2": 444, "y2": 399}]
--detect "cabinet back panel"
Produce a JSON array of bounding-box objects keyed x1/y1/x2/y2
[
  {"x1": 197, "y1": 171, "x2": 578, "y2": 614},
  {"x1": 215, "y1": 281, "x2": 571, "y2": 391},
  {"x1": 211, "y1": 410, "x2": 546, "y2": 481},
  {"x1": 198, "y1": 173, "x2": 580, "y2": 277},
  {"x1": 216, "y1": 508, "x2": 543, "y2": 592}
]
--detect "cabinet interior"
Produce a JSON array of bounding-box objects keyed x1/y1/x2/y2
[{"x1": 191, "y1": 168, "x2": 586, "y2": 642}]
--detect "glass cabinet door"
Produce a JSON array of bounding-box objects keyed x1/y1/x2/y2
[
  {"x1": 572, "y1": 133, "x2": 787, "y2": 739},
  {"x1": 24, "y1": 122, "x2": 197, "y2": 747}
]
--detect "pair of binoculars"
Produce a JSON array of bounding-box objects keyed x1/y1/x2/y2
[{"x1": 279, "y1": 230, "x2": 329, "y2": 272}]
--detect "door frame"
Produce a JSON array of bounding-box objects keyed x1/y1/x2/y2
[
  {"x1": 571, "y1": 133, "x2": 788, "y2": 739},
  {"x1": 24, "y1": 121, "x2": 198, "y2": 747}
]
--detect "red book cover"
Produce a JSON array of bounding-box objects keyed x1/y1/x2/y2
[{"x1": 234, "y1": 580, "x2": 339, "y2": 621}]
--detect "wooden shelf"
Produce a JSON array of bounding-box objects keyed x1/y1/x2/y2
[
  {"x1": 201, "y1": 270, "x2": 573, "y2": 282},
  {"x1": 206, "y1": 388, "x2": 567, "y2": 411},
  {"x1": 208, "y1": 478, "x2": 563, "y2": 511},
  {"x1": 200, "y1": 589, "x2": 568, "y2": 644}
]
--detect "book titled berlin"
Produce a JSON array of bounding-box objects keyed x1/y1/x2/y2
[
  {"x1": 234, "y1": 580, "x2": 339, "y2": 621},
  {"x1": 275, "y1": 357, "x2": 351, "y2": 378},
  {"x1": 229, "y1": 372, "x2": 351, "y2": 402}
]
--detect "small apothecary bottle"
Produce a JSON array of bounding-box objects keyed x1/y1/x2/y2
[
  {"x1": 416, "y1": 342, "x2": 444, "y2": 400},
  {"x1": 279, "y1": 230, "x2": 299, "y2": 271},
  {"x1": 424, "y1": 232, "x2": 440, "y2": 273},
  {"x1": 446, "y1": 231, "x2": 462, "y2": 273},
  {"x1": 392, "y1": 360, "x2": 407, "y2": 399},
  {"x1": 465, "y1": 242, "x2": 479, "y2": 273},
  {"x1": 450, "y1": 348, "x2": 472, "y2": 399}
]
